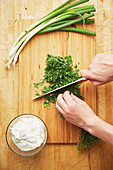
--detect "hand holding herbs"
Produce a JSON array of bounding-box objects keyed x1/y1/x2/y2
[
  {"x1": 56, "y1": 91, "x2": 97, "y2": 130},
  {"x1": 56, "y1": 91, "x2": 100, "y2": 151},
  {"x1": 34, "y1": 54, "x2": 100, "y2": 152},
  {"x1": 5, "y1": 0, "x2": 96, "y2": 69}
]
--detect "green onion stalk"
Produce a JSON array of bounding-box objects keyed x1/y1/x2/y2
[{"x1": 5, "y1": 0, "x2": 96, "y2": 69}]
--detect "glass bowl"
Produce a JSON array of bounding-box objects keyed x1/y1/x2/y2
[{"x1": 6, "y1": 114, "x2": 48, "y2": 157}]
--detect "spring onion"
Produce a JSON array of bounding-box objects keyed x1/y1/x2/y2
[{"x1": 5, "y1": 0, "x2": 96, "y2": 69}]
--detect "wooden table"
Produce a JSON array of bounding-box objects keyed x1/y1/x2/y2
[{"x1": 0, "y1": 0, "x2": 113, "y2": 169}]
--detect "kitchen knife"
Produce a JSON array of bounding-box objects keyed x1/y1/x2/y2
[{"x1": 33, "y1": 77, "x2": 87, "y2": 100}]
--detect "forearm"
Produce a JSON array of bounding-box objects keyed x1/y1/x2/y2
[
  {"x1": 86, "y1": 115, "x2": 113, "y2": 146},
  {"x1": 56, "y1": 91, "x2": 113, "y2": 146}
]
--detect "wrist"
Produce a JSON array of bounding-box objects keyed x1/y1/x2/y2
[
  {"x1": 84, "y1": 114, "x2": 100, "y2": 135},
  {"x1": 86, "y1": 115, "x2": 113, "y2": 146}
]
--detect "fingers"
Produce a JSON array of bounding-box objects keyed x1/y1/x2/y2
[
  {"x1": 71, "y1": 93, "x2": 83, "y2": 104},
  {"x1": 56, "y1": 102, "x2": 65, "y2": 116},
  {"x1": 80, "y1": 69, "x2": 92, "y2": 79},
  {"x1": 80, "y1": 69, "x2": 101, "y2": 84},
  {"x1": 91, "y1": 80, "x2": 104, "y2": 86},
  {"x1": 56, "y1": 91, "x2": 77, "y2": 117},
  {"x1": 56, "y1": 94, "x2": 68, "y2": 113},
  {"x1": 63, "y1": 91, "x2": 75, "y2": 105}
]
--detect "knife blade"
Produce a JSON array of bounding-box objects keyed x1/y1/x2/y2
[{"x1": 33, "y1": 77, "x2": 87, "y2": 100}]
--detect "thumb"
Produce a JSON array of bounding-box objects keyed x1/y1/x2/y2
[{"x1": 80, "y1": 69, "x2": 92, "y2": 79}]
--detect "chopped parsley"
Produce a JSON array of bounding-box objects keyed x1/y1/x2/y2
[
  {"x1": 14, "y1": 19, "x2": 17, "y2": 23},
  {"x1": 34, "y1": 54, "x2": 82, "y2": 108}
]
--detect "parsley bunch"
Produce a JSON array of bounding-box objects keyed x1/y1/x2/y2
[
  {"x1": 34, "y1": 54, "x2": 100, "y2": 152},
  {"x1": 77, "y1": 129, "x2": 101, "y2": 152}
]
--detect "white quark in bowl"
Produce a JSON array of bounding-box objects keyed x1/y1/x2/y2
[
  {"x1": 11, "y1": 117, "x2": 45, "y2": 151},
  {"x1": 6, "y1": 114, "x2": 48, "y2": 157}
]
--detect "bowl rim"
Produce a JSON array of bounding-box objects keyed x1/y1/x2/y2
[{"x1": 5, "y1": 113, "x2": 48, "y2": 157}]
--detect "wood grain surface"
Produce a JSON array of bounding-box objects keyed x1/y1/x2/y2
[
  {"x1": 0, "y1": 0, "x2": 113, "y2": 169},
  {"x1": 18, "y1": 19, "x2": 96, "y2": 143}
]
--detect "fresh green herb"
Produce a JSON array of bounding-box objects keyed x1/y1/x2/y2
[
  {"x1": 14, "y1": 19, "x2": 17, "y2": 23},
  {"x1": 34, "y1": 54, "x2": 100, "y2": 152},
  {"x1": 34, "y1": 54, "x2": 82, "y2": 108},
  {"x1": 5, "y1": 0, "x2": 96, "y2": 69},
  {"x1": 35, "y1": 93, "x2": 40, "y2": 96},
  {"x1": 74, "y1": 64, "x2": 78, "y2": 68},
  {"x1": 38, "y1": 65, "x2": 40, "y2": 69},
  {"x1": 77, "y1": 129, "x2": 101, "y2": 152},
  {"x1": 60, "y1": 113, "x2": 65, "y2": 119}
]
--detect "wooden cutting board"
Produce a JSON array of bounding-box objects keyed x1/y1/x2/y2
[{"x1": 18, "y1": 19, "x2": 96, "y2": 143}]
